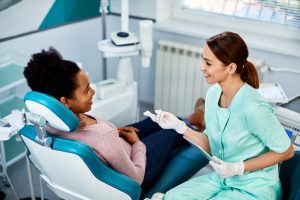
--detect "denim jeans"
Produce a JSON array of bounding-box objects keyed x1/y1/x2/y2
[{"x1": 129, "y1": 117, "x2": 188, "y2": 198}]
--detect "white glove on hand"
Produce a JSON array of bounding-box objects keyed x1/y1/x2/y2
[
  {"x1": 143, "y1": 110, "x2": 187, "y2": 134},
  {"x1": 209, "y1": 156, "x2": 244, "y2": 178}
]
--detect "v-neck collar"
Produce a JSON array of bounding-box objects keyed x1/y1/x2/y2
[{"x1": 217, "y1": 83, "x2": 247, "y2": 109}]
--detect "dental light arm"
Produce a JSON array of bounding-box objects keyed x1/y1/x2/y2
[{"x1": 121, "y1": 0, "x2": 128, "y2": 32}]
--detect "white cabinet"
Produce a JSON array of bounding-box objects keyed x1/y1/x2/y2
[{"x1": 0, "y1": 62, "x2": 27, "y2": 168}]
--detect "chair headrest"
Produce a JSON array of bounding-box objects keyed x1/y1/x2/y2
[{"x1": 24, "y1": 91, "x2": 79, "y2": 132}]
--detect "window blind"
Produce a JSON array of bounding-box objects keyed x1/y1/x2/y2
[{"x1": 182, "y1": 0, "x2": 300, "y2": 28}]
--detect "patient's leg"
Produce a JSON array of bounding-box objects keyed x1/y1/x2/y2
[{"x1": 140, "y1": 129, "x2": 187, "y2": 198}]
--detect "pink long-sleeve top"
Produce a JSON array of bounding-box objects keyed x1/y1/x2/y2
[{"x1": 48, "y1": 118, "x2": 146, "y2": 184}]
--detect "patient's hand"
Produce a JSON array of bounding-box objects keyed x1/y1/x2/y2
[{"x1": 118, "y1": 126, "x2": 140, "y2": 144}]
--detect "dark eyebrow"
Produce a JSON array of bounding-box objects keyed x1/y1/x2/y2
[
  {"x1": 201, "y1": 54, "x2": 211, "y2": 62},
  {"x1": 83, "y1": 83, "x2": 90, "y2": 92}
]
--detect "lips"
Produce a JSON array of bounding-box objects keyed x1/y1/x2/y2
[{"x1": 203, "y1": 73, "x2": 209, "y2": 77}]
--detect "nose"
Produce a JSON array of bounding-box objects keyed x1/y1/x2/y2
[
  {"x1": 90, "y1": 86, "x2": 95, "y2": 96},
  {"x1": 200, "y1": 63, "x2": 205, "y2": 71}
]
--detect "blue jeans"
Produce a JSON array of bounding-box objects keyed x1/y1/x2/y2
[{"x1": 129, "y1": 117, "x2": 188, "y2": 198}]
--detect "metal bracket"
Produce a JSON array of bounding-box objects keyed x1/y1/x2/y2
[{"x1": 27, "y1": 113, "x2": 52, "y2": 147}]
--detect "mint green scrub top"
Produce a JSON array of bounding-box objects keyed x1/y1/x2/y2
[{"x1": 165, "y1": 83, "x2": 291, "y2": 200}]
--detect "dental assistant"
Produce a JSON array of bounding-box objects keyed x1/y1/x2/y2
[{"x1": 145, "y1": 31, "x2": 294, "y2": 200}]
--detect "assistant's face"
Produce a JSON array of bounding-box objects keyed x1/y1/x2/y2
[
  {"x1": 64, "y1": 70, "x2": 95, "y2": 115},
  {"x1": 200, "y1": 43, "x2": 228, "y2": 84}
]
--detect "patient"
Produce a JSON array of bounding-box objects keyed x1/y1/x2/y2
[
  {"x1": 187, "y1": 98, "x2": 205, "y2": 132},
  {"x1": 23, "y1": 47, "x2": 194, "y2": 198}
]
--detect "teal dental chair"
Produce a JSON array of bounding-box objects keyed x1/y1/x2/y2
[
  {"x1": 19, "y1": 91, "x2": 208, "y2": 200},
  {"x1": 280, "y1": 151, "x2": 300, "y2": 200}
]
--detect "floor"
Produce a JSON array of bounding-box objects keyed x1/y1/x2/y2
[{"x1": 0, "y1": 101, "x2": 212, "y2": 200}]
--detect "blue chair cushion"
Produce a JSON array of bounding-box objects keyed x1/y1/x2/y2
[
  {"x1": 24, "y1": 91, "x2": 79, "y2": 132},
  {"x1": 280, "y1": 151, "x2": 300, "y2": 200}
]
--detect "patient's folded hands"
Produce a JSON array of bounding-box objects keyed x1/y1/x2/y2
[
  {"x1": 117, "y1": 126, "x2": 140, "y2": 144},
  {"x1": 144, "y1": 110, "x2": 187, "y2": 134}
]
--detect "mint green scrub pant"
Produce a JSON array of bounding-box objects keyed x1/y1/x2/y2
[{"x1": 164, "y1": 171, "x2": 281, "y2": 200}]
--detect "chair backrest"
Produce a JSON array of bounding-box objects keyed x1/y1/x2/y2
[{"x1": 19, "y1": 91, "x2": 141, "y2": 200}]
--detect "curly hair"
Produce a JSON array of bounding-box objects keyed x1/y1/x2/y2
[{"x1": 23, "y1": 47, "x2": 81, "y2": 100}]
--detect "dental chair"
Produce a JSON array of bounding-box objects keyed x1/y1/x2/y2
[
  {"x1": 280, "y1": 151, "x2": 300, "y2": 200},
  {"x1": 19, "y1": 91, "x2": 208, "y2": 200}
]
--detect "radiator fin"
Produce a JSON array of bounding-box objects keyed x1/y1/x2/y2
[{"x1": 154, "y1": 40, "x2": 209, "y2": 116}]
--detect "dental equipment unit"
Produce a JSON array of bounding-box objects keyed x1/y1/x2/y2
[{"x1": 90, "y1": 0, "x2": 153, "y2": 125}]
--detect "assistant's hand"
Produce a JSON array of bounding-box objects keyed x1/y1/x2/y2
[
  {"x1": 118, "y1": 126, "x2": 140, "y2": 144},
  {"x1": 209, "y1": 156, "x2": 244, "y2": 178},
  {"x1": 143, "y1": 110, "x2": 187, "y2": 134}
]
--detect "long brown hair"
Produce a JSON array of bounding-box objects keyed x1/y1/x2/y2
[{"x1": 206, "y1": 31, "x2": 259, "y2": 88}]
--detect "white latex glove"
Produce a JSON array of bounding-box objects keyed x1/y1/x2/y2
[
  {"x1": 209, "y1": 156, "x2": 245, "y2": 178},
  {"x1": 143, "y1": 110, "x2": 187, "y2": 134},
  {"x1": 150, "y1": 192, "x2": 165, "y2": 200}
]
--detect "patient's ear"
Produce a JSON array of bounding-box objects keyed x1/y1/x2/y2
[{"x1": 60, "y1": 97, "x2": 70, "y2": 108}]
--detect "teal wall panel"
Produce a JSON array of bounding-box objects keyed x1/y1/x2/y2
[{"x1": 39, "y1": 0, "x2": 101, "y2": 30}]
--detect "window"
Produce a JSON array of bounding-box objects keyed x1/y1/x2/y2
[
  {"x1": 181, "y1": 0, "x2": 300, "y2": 28},
  {"x1": 155, "y1": 0, "x2": 300, "y2": 57}
]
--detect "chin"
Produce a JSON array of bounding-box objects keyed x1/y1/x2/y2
[
  {"x1": 87, "y1": 106, "x2": 92, "y2": 112},
  {"x1": 205, "y1": 79, "x2": 214, "y2": 84}
]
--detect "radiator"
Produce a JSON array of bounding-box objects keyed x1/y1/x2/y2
[
  {"x1": 154, "y1": 39, "x2": 266, "y2": 117},
  {"x1": 154, "y1": 40, "x2": 210, "y2": 116}
]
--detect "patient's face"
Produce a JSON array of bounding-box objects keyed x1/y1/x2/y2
[{"x1": 64, "y1": 70, "x2": 95, "y2": 115}]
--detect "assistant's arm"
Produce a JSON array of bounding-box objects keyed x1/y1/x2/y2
[
  {"x1": 243, "y1": 104, "x2": 294, "y2": 172},
  {"x1": 182, "y1": 127, "x2": 211, "y2": 154},
  {"x1": 144, "y1": 110, "x2": 211, "y2": 153},
  {"x1": 244, "y1": 144, "x2": 294, "y2": 173}
]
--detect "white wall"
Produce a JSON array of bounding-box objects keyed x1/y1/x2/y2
[
  {"x1": 0, "y1": 0, "x2": 54, "y2": 39},
  {"x1": 110, "y1": 0, "x2": 172, "y2": 22},
  {"x1": 0, "y1": 18, "x2": 103, "y2": 82},
  {"x1": 0, "y1": 14, "x2": 156, "y2": 103},
  {"x1": 110, "y1": 0, "x2": 156, "y2": 20}
]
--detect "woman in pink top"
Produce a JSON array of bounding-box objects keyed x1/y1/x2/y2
[{"x1": 23, "y1": 47, "x2": 191, "y2": 198}]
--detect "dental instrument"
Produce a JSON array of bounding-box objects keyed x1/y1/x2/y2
[
  {"x1": 93, "y1": 0, "x2": 153, "y2": 124},
  {"x1": 183, "y1": 136, "x2": 215, "y2": 162},
  {"x1": 110, "y1": 0, "x2": 138, "y2": 46}
]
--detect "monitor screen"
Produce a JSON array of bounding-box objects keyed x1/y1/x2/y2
[{"x1": 281, "y1": 96, "x2": 300, "y2": 113}]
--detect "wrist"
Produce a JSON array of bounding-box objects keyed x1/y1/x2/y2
[
  {"x1": 236, "y1": 161, "x2": 245, "y2": 175},
  {"x1": 176, "y1": 120, "x2": 187, "y2": 134}
]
